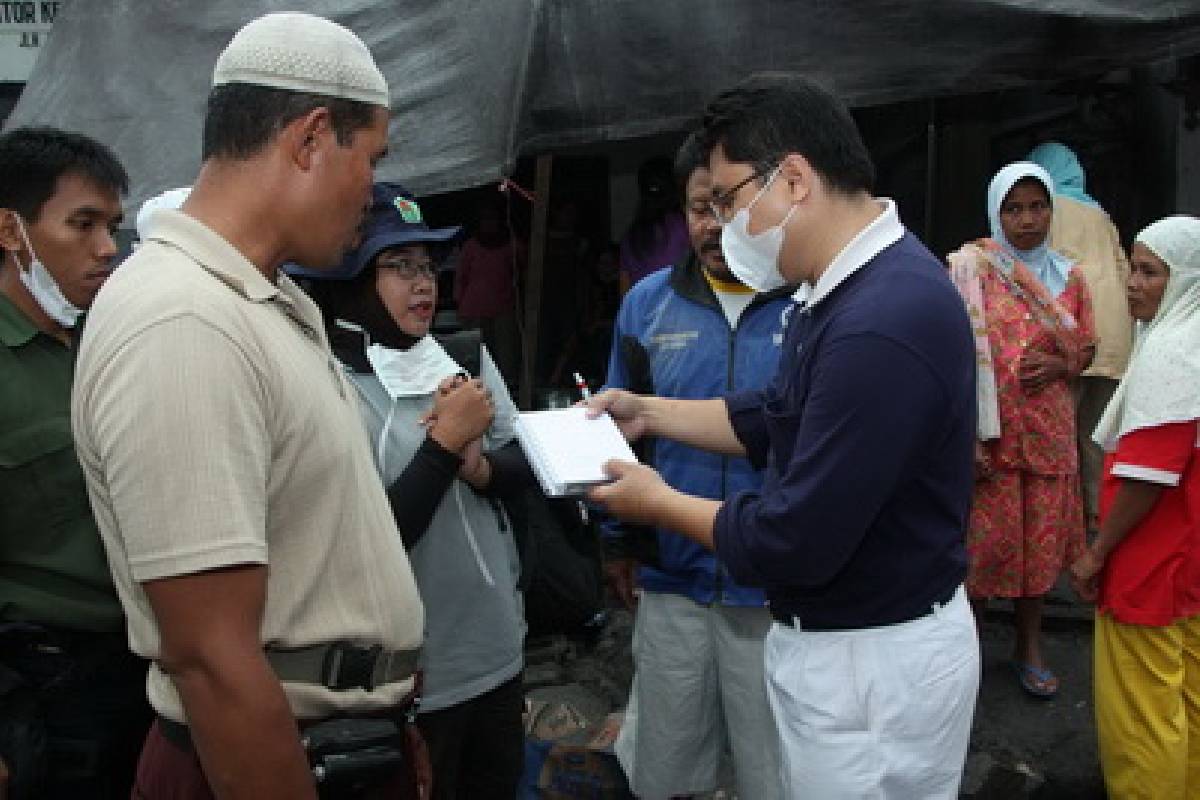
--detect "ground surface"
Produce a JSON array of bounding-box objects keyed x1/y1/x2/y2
[{"x1": 527, "y1": 576, "x2": 1108, "y2": 799}]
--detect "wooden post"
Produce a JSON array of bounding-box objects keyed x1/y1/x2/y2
[{"x1": 520, "y1": 153, "x2": 554, "y2": 410}]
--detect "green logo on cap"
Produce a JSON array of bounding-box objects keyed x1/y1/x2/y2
[{"x1": 394, "y1": 197, "x2": 423, "y2": 224}]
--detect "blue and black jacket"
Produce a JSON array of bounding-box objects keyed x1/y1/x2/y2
[{"x1": 602, "y1": 257, "x2": 792, "y2": 606}]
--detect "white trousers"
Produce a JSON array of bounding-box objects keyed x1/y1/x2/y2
[
  {"x1": 765, "y1": 586, "x2": 980, "y2": 799},
  {"x1": 615, "y1": 591, "x2": 783, "y2": 799}
]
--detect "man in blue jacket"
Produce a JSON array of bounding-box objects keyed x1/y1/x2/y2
[
  {"x1": 603, "y1": 133, "x2": 788, "y2": 800},
  {"x1": 589, "y1": 73, "x2": 980, "y2": 799}
]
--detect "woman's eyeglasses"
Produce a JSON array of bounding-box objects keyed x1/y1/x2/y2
[{"x1": 376, "y1": 256, "x2": 437, "y2": 279}]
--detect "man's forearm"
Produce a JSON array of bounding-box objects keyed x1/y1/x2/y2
[
  {"x1": 654, "y1": 490, "x2": 722, "y2": 551},
  {"x1": 172, "y1": 654, "x2": 316, "y2": 799},
  {"x1": 644, "y1": 397, "x2": 745, "y2": 456}
]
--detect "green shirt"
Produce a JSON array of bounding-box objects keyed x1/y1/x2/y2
[{"x1": 0, "y1": 292, "x2": 123, "y2": 631}]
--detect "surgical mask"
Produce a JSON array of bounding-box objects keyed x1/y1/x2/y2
[
  {"x1": 14, "y1": 216, "x2": 84, "y2": 327},
  {"x1": 365, "y1": 336, "x2": 463, "y2": 400},
  {"x1": 720, "y1": 167, "x2": 797, "y2": 293},
  {"x1": 363, "y1": 334, "x2": 462, "y2": 468}
]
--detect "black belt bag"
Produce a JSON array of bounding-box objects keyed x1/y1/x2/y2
[
  {"x1": 157, "y1": 708, "x2": 420, "y2": 800},
  {"x1": 283, "y1": 643, "x2": 422, "y2": 797},
  {"x1": 157, "y1": 641, "x2": 425, "y2": 798},
  {"x1": 302, "y1": 715, "x2": 415, "y2": 798}
]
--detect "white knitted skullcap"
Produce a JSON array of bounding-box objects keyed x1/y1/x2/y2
[
  {"x1": 136, "y1": 187, "x2": 191, "y2": 240},
  {"x1": 213, "y1": 12, "x2": 389, "y2": 107}
]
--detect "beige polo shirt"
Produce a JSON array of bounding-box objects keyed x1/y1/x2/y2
[{"x1": 72, "y1": 210, "x2": 424, "y2": 722}]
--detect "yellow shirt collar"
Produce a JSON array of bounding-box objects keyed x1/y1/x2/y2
[{"x1": 703, "y1": 269, "x2": 754, "y2": 295}]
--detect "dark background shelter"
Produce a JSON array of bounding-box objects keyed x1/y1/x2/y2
[
  {"x1": 9, "y1": 0, "x2": 1200, "y2": 210},
  {"x1": 9, "y1": 0, "x2": 1200, "y2": 403}
]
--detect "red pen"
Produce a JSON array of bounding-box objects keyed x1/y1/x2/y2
[{"x1": 573, "y1": 371, "x2": 591, "y2": 401}]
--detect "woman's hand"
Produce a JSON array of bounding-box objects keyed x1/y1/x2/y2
[
  {"x1": 1069, "y1": 548, "x2": 1106, "y2": 603},
  {"x1": 457, "y1": 437, "x2": 492, "y2": 489},
  {"x1": 1018, "y1": 350, "x2": 1067, "y2": 393},
  {"x1": 426, "y1": 376, "x2": 494, "y2": 453},
  {"x1": 974, "y1": 441, "x2": 994, "y2": 481}
]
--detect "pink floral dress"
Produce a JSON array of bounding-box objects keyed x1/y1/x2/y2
[{"x1": 952, "y1": 239, "x2": 1096, "y2": 597}]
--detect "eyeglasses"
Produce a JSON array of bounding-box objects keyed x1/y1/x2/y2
[
  {"x1": 709, "y1": 163, "x2": 779, "y2": 224},
  {"x1": 375, "y1": 255, "x2": 437, "y2": 280}
]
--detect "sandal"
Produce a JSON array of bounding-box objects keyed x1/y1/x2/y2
[{"x1": 1011, "y1": 660, "x2": 1059, "y2": 699}]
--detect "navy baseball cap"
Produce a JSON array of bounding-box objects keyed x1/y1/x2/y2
[{"x1": 286, "y1": 182, "x2": 461, "y2": 280}]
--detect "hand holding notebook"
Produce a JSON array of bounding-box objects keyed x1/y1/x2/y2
[{"x1": 514, "y1": 406, "x2": 639, "y2": 497}]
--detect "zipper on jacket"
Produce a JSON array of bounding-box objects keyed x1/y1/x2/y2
[
  {"x1": 687, "y1": 276, "x2": 779, "y2": 606},
  {"x1": 716, "y1": 296, "x2": 774, "y2": 604},
  {"x1": 715, "y1": 311, "x2": 741, "y2": 605}
]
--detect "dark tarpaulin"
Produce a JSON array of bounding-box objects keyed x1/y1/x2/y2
[{"x1": 8, "y1": 0, "x2": 1200, "y2": 211}]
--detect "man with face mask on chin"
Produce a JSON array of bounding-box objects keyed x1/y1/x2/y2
[
  {"x1": 587, "y1": 73, "x2": 980, "y2": 798},
  {"x1": 0, "y1": 127, "x2": 152, "y2": 799},
  {"x1": 601, "y1": 133, "x2": 789, "y2": 800}
]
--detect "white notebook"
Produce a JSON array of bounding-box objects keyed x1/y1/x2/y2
[{"x1": 515, "y1": 407, "x2": 639, "y2": 497}]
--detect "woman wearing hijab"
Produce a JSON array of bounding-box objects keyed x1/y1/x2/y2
[
  {"x1": 948, "y1": 162, "x2": 1096, "y2": 698},
  {"x1": 293, "y1": 183, "x2": 530, "y2": 799},
  {"x1": 1070, "y1": 216, "x2": 1200, "y2": 799}
]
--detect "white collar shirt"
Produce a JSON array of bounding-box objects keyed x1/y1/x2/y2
[{"x1": 792, "y1": 198, "x2": 904, "y2": 307}]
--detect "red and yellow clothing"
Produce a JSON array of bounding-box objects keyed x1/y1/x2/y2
[
  {"x1": 1094, "y1": 420, "x2": 1200, "y2": 798},
  {"x1": 1087, "y1": 215, "x2": 1200, "y2": 800},
  {"x1": 1094, "y1": 612, "x2": 1200, "y2": 800},
  {"x1": 1099, "y1": 420, "x2": 1200, "y2": 626}
]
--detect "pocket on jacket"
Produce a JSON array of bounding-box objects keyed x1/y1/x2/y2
[{"x1": 0, "y1": 418, "x2": 85, "y2": 527}]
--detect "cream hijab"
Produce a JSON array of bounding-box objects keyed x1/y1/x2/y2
[{"x1": 1094, "y1": 215, "x2": 1200, "y2": 450}]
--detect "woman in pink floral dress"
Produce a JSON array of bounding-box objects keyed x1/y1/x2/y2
[{"x1": 948, "y1": 162, "x2": 1096, "y2": 698}]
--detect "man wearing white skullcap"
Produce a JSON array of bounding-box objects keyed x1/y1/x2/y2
[
  {"x1": 1070, "y1": 216, "x2": 1200, "y2": 799},
  {"x1": 72, "y1": 12, "x2": 431, "y2": 798}
]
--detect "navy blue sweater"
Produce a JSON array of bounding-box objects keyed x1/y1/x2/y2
[{"x1": 714, "y1": 232, "x2": 975, "y2": 630}]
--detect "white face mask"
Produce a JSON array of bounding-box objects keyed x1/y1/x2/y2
[
  {"x1": 365, "y1": 335, "x2": 463, "y2": 399},
  {"x1": 13, "y1": 216, "x2": 84, "y2": 328},
  {"x1": 364, "y1": 334, "x2": 464, "y2": 473},
  {"x1": 720, "y1": 166, "x2": 798, "y2": 293}
]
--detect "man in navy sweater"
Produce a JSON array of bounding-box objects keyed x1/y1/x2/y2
[{"x1": 588, "y1": 72, "x2": 980, "y2": 798}]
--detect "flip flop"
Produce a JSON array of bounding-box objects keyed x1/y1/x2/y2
[{"x1": 1011, "y1": 660, "x2": 1059, "y2": 699}]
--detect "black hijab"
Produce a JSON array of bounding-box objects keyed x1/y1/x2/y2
[{"x1": 308, "y1": 263, "x2": 422, "y2": 373}]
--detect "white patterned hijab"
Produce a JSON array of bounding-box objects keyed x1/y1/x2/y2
[
  {"x1": 987, "y1": 162, "x2": 1074, "y2": 296},
  {"x1": 1094, "y1": 215, "x2": 1200, "y2": 450}
]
